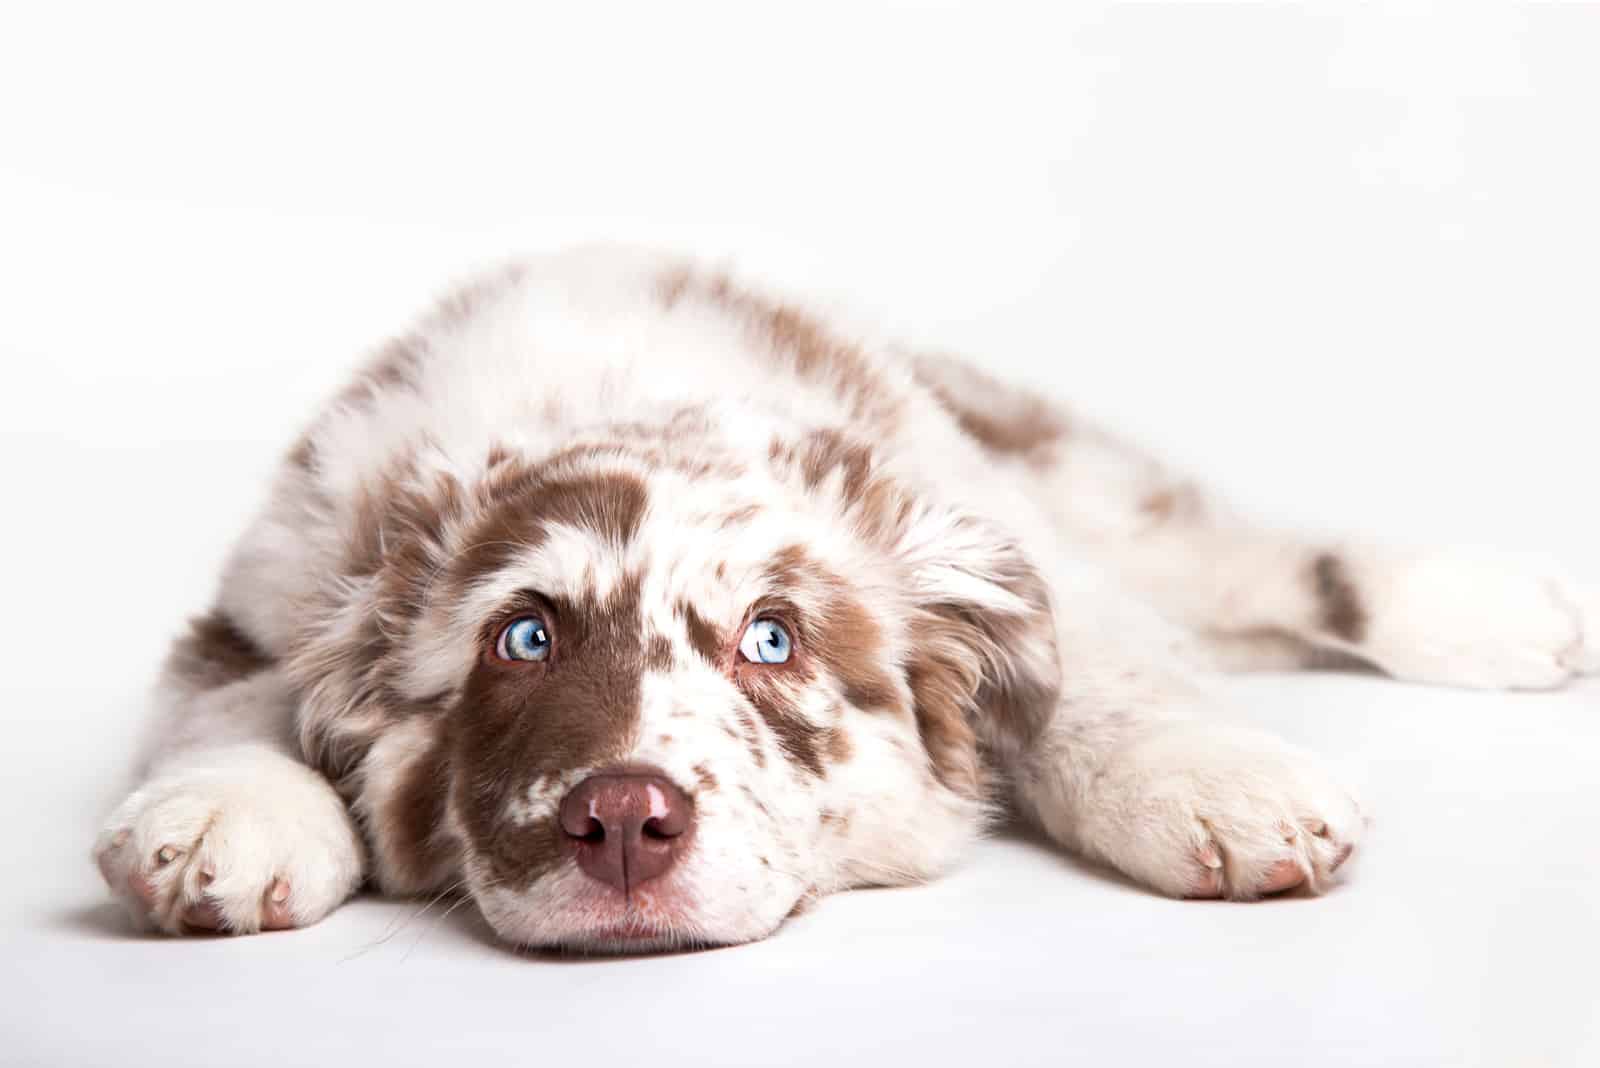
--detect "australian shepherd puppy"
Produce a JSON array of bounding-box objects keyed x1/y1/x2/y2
[{"x1": 93, "y1": 247, "x2": 1598, "y2": 951}]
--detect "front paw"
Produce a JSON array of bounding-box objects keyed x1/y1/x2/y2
[
  {"x1": 1080, "y1": 724, "x2": 1364, "y2": 900},
  {"x1": 92, "y1": 748, "x2": 364, "y2": 934}
]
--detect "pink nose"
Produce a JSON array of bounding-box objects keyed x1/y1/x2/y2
[{"x1": 558, "y1": 770, "x2": 694, "y2": 893}]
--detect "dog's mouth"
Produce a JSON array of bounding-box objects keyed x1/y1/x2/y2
[
  {"x1": 471, "y1": 860, "x2": 799, "y2": 955},
  {"x1": 504, "y1": 892, "x2": 722, "y2": 955},
  {"x1": 470, "y1": 866, "x2": 706, "y2": 954},
  {"x1": 578, "y1": 917, "x2": 711, "y2": 954}
]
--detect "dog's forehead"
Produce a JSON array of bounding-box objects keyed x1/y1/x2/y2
[{"x1": 461, "y1": 470, "x2": 846, "y2": 624}]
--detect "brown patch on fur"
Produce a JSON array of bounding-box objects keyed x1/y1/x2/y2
[
  {"x1": 643, "y1": 631, "x2": 674, "y2": 671},
  {"x1": 733, "y1": 708, "x2": 767, "y2": 769},
  {"x1": 772, "y1": 428, "x2": 875, "y2": 504},
  {"x1": 1311, "y1": 554, "x2": 1367, "y2": 643},
  {"x1": 1139, "y1": 488, "x2": 1179, "y2": 520},
  {"x1": 946, "y1": 399, "x2": 1063, "y2": 457},
  {"x1": 295, "y1": 455, "x2": 478, "y2": 779},
  {"x1": 1139, "y1": 482, "x2": 1207, "y2": 526},
  {"x1": 286, "y1": 434, "x2": 317, "y2": 472},
  {"x1": 453, "y1": 575, "x2": 652, "y2": 888},
  {"x1": 448, "y1": 466, "x2": 650, "y2": 590},
  {"x1": 824, "y1": 727, "x2": 852, "y2": 764},
  {"x1": 717, "y1": 504, "x2": 763, "y2": 530},
  {"x1": 818, "y1": 809, "x2": 853, "y2": 835},
  {"x1": 383, "y1": 730, "x2": 458, "y2": 889},
  {"x1": 656, "y1": 265, "x2": 692, "y2": 308},
  {"x1": 165, "y1": 611, "x2": 273, "y2": 692},
  {"x1": 757, "y1": 704, "x2": 826, "y2": 777},
  {"x1": 740, "y1": 655, "x2": 829, "y2": 779},
  {"x1": 586, "y1": 408, "x2": 745, "y2": 482},
  {"x1": 852, "y1": 477, "x2": 919, "y2": 548},
  {"x1": 680, "y1": 602, "x2": 725, "y2": 666},
  {"x1": 768, "y1": 429, "x2": 904, "y2": 551},
  {"x1": 658, "y1": 268, "x2": 901, "y2": 428},
  {"x1": 297, "y1": 450, "x2": 659, "y2": 885},
  {"x1": 904, "y1": 628, "x2": 984, "y2": 797},
  {"x1": 808, "y1": 430, "x2": 873, "y2": 496},
  {"x1": 902, "y1": 541, "x2": 1060, "y2": 797},
  {"x1": 820, "y1": 592, "x2": 897, "y2": 711},
  {"x1": 761, "y1": 544, "x2": 898, "y2": 712},
  {"x1": 913, "y1": 353, "x2": 1067, "y2": 463},
  {"x1": 760, "y1": 543, "x2": 811, "y2": 591},
  {"x1": 691, "y1": 763, "x2": 719, "y2": 793}
]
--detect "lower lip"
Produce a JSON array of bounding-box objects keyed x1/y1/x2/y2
[
  {"x1": 569, "y1": 892, "x2": 687, "y2": 936},
  {"x1": 588, "y1": 918, "x2": 670, "y2": 940}
]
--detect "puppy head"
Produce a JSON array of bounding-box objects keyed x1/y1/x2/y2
[{"x1": 297, "y1": 425, "x2": 1058, "y2": 951}]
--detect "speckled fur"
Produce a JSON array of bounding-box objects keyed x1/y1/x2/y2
[{"x1": 93, "y1": 247, "x2": 1600, "y2": 948}]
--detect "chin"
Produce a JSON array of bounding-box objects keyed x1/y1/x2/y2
[{"x1": 471, "y1": 864, "x2": 796, "y2": 954}]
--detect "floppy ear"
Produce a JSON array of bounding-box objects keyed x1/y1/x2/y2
[
  {"x1": 891, "y1": 504, "x2": 1061, "y2": 794},
  {"x1": 772, "y1": 428, "x2": 1060, "y2": 793}
]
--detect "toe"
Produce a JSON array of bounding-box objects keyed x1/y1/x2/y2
[
  {"x1": 1186, "y1": 845, "x2": 1225, "y2": 898},
  {"x1": 1257, "y1": 859, "x2": 1306, "y2": 895},
  {"x1": 260, "y1": 879, "x2": 297, "y2": 930},
  {"x1": 182, "y1": 899, "x2": 226, "y2": 932}
]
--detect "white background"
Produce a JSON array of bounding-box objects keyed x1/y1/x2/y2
[{"x1": 2, "y1": 3, "x2": 1596, "y2": 1066}]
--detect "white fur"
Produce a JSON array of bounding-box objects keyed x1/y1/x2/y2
[
  {"x1": 94, "y1": 743, "x2": 363, "y2": 934},
  {"x1": 93, "y1": 247, "x2": 1597, "y2": 945},
  {"x1": 1345, "y1": 549, "x2": 1600, "y2": 689}
]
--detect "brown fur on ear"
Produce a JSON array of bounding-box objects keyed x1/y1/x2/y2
[
  {"x1": 903, "y1": 612, "x2": 985, "y2": 796},
  {"x1": 904, "y1": 548, "x2": 1060, "y2": 796},
  {"x1": 768, "y1": 424, "x2": 1061, "y2": 795}
]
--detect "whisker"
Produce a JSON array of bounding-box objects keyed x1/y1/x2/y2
[
  {"x1": 338, "y1": 878, "x2": 467, "y2": 963},
  {"x1": 401, "y1": 893, "x2": 475, "y2": 963}
]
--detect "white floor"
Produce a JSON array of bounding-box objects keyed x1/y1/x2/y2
[
  {"x1": 4, "y1": 669, "x2": 1596, "y2": 1067},
  {"x1": 4, "y1": 4, "x2": 1599, "y2": 1065}
]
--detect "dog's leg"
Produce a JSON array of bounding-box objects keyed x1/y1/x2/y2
[
  {"x1": 1049, "y1": 440, "x2": 1599, "y2": 689},
  {"x1": 997, "y1": 583, "x2": 1366, "y2": 900},
  {"x1": 1129, "y1": 534, "x2": 1596, "y2": 690},
  {"x1": 914, "y1": 354, "x2": 1599, "y2": 689},
  {"x1": 92, "y1": 612, "x2": 365, "y2": 935}
]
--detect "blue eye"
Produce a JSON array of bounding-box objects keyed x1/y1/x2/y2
[
  {"x1": 738, "y1": 619, "x2": 792, "y2": 664},
  {"x1": 496, "y1": 617, "x2": 552, "y2": 662}
]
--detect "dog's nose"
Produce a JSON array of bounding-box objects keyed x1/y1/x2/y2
[{"x1": 558, "y1": 770, "x2": 694, "y2": 893}]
